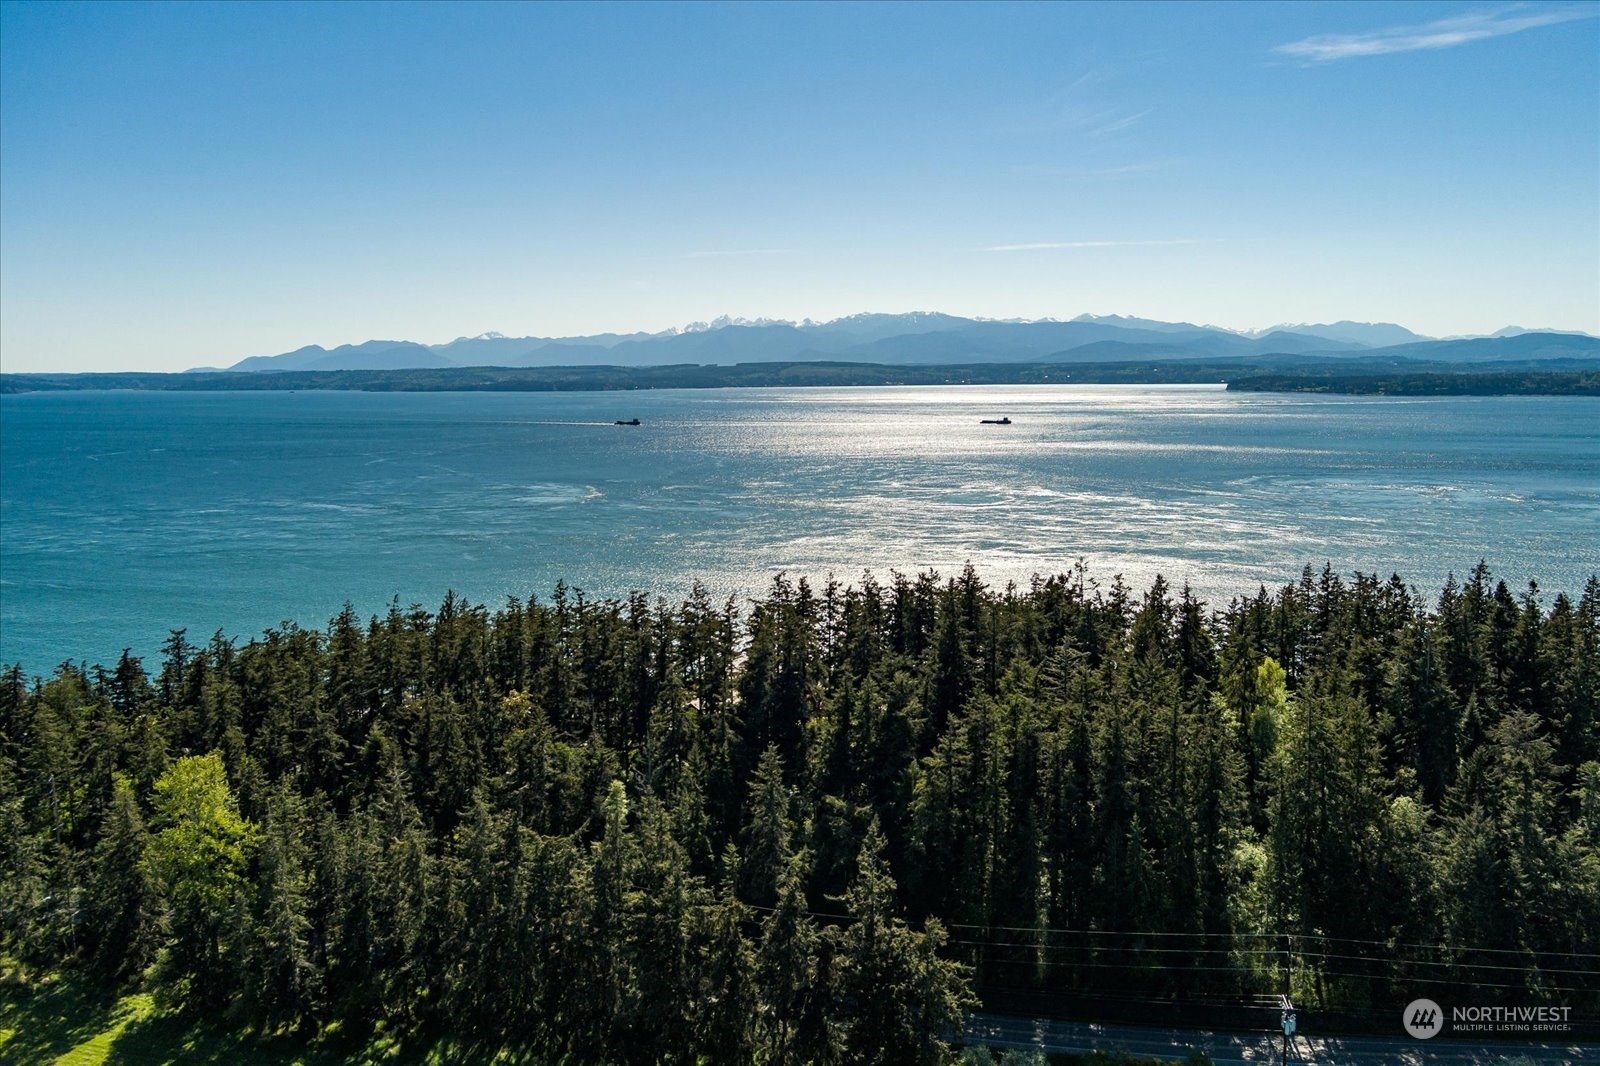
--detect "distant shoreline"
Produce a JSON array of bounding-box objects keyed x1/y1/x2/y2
[
  {"x1": 1226, "y1": 369, "x2": 1599, "y2": 396},
  {"x1": 4, "y1": 359, "x2": 1597, "y2": 396}
]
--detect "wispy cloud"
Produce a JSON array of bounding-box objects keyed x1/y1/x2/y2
[
  {"x1": 1275, "y1": 6, "x2": 1595, "y2": 63},
  {"x1": 1004, "y1": 68, "x2": 1153, "y2": 138},
  {"x1": 1088, "y1": 108, "x2": 1152, "y2": 137},
  {"x1": 1006, "y1": 101, "x2": 1153, "y2": 138},
  {"x1": 679, "y1": 248, "x2": 792, "y2": 260},
  {"x1": 1012, "y1": 161, "x2": 1169, "y2": 180},
  {"x1": 985, "y1": 239, "x2": 1204, "y2": 252}
]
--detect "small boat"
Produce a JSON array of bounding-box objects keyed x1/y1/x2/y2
[
  {"x1": 614, "y1": 418, "x2": 641, "y2": 426},
  {"x1": 980, "y1": 416, "x2": 1012, "y2": 425}
]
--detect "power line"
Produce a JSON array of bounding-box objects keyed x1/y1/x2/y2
[
  {"x1": 1295, "y1": 949, "x2": 1599, "y2": 979},
  {"x1": 959, "y1": 953, "x2": 1596, "y2": 993},
  {"x1": 951, "y1": 936, "x2": 1600, "y2": 978},
  {"x1": 934, "y1": 921, "x2": 1600, "y2": 959},
  {"x1": 745, "y1": 902, "x2": 1600, "y2": 964}
]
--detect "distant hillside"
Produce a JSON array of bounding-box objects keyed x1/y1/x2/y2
[
  {"x1": 11, "y1": 345, "x2": 1600, "y2": 396},
  {"x1": 1070, "y1": 312, "x2": 1213, "y2": 334},
  {"x1": 1491, "y1": 325, "x2": 1600, "y2": 340},
  {"x1": 1248, "y1": 320, "x2": 1427, "y2": 347},
  {"x1": 230, "y1": 340, "x2": 454, "y2": 372},
  {"x1": 1350, "y1": 332, "x2": 1600, "y2": 364},
  {"x1": 1229, "y1": 369, "x2": 1600, "y2": 396},
  {"x1": 207, "y1": 314, "x2": 1598, "y2": 374}
]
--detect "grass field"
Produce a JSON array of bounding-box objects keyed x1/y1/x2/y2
[
  {"x1": 0, "y1": 972, "x2": 338, "y2": 1065},
  {"x1": 0, "y1": 969, "x2": 547, "y2": 1065},
  {"x1": 2, "y1": 968, "x2": 1213, "y2": 1065}
]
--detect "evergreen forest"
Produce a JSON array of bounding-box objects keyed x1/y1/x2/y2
[
  {"x1": 2, "y1": 562, "x2": 1598, "y2": 1062},
  {"x1": 5, "y1": 361, "x2": 1596, "y2": 397}
]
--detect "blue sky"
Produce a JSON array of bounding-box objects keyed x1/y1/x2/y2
[{"x1": 2, "y1": 1, "x2": 1596, "y2": 372}]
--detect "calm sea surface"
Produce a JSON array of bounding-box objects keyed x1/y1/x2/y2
[{"x1": 2, "y1": 385, "x2": 1596, "y2": 671}]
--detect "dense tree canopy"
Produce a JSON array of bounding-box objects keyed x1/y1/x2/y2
[{"x1": 2, "y1": 562, "x2": 1596, "y2": 1058}]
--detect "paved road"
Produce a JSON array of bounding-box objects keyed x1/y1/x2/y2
[{"x1": 965, "y1": 1011, "x2": 1597, "y2": 1064}]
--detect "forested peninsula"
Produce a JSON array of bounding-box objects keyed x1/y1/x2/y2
[
  {"x1": 4, "y1": 360, "x2": 1597, "y2": 395},
  {"x1": 3, "y1": 563, "x2": 1598, "y2": 1061},
  {"x1": 1226, "y1": 369, "x2": 1600, "y2": 396}
]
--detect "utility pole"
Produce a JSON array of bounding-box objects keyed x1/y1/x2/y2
[{"x1": 1279, "y1": 992, "x2": 1296, "y2": 1064}]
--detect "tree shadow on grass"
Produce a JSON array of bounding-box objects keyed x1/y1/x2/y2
[
  {"x1": 101, "y1": 1010, "x2": 323, "y2": 1065},
  {"x1": 4, "y1": 973, "x2": 558, "y2": 1065},
  {"x1": 1, "y1": 975, "x2": 328, "y2": 1066},
  {"x1": 101, "y1": 1011, "x2": 499, "y2": 1066},
  {"x1": 102, "y1": 1016, "x2": 551, "y2": 1065},
  {"x1": 0, "y1": 975, "x2": 122, "y2": 1064}
]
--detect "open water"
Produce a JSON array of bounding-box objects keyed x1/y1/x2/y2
[{"x1": 2, "y1": 385, "x2": 1596, "y2": 670}]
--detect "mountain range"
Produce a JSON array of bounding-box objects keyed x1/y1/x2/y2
[{"x1": 198, "y1": 314, "x2": 1600, "y2": 373}]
